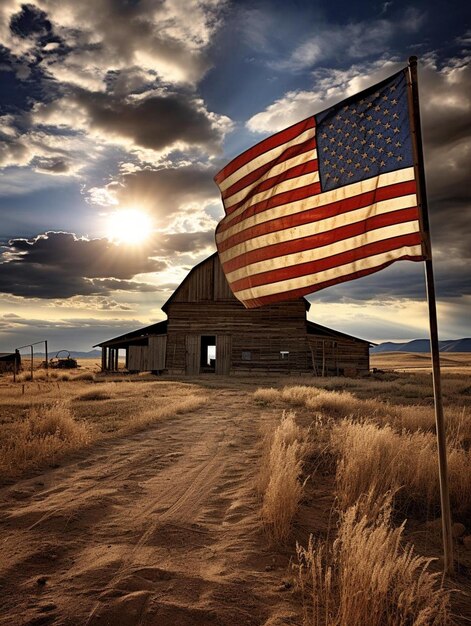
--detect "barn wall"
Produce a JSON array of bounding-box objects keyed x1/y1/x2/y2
[
  {"x1": 307, "y1": 335, "x2": 369, "y2": 375},
  {"x1": 166, "y1": 300, "x2": 312, "y2": 374},
  {"x1": 148, "y1": 335, "x2": 167, "y2": 370},
  {"x1": 128, "y1": 345, "x2": 148, "y2": 371}
]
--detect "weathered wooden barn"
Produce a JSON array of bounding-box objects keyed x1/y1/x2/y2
[{"x1": 96, "y1": 253, "x2": 370, "y2": 376}]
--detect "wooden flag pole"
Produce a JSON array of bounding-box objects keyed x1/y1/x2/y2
[{"x1": 407, "y1": 56, "x2": 454, "y2": 575}]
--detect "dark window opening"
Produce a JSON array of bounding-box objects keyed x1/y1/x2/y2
[
  {"x1": 280, "y1": 351, "x2": 290, "y2": 360},
  {"x1": 200, "y1": 335, "x2": 216, "y2": 371}
]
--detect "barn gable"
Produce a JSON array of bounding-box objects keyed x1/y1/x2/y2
[{"x1": 163, "y1": 253, "x2": 234, "y2": 309}]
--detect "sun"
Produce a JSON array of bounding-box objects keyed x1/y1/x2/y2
[{"x1": 107, "y1": 208, "x2": 153, "y2": 244}]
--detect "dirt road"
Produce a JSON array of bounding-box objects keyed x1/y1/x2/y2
[{"x1": 0, "y1": 385, "x2": 301, "y2": 626}]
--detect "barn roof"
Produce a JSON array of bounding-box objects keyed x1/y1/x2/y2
[
  {"x1": 162, "y1": 252, "x2": 311, "y2": 313},
  {"x1": 307, "y1": 320, "x2": 372, "y2": 345},
  {"x1": 0, "y1": 352, "x2": 15, "y2": 360},
  {"x1": 93, "y1": 320, "x2": 167, "y2": 348},
  {"x1": 94, "y1": 254, "x2": 371, "y2": 350}
]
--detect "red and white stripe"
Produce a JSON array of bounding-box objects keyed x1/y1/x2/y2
[{"x1": 214, "y1": 117, "x2": 424, "y2": 308}]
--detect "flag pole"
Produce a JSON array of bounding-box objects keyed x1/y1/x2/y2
[{"x1": 407, "y1": 55, "x2": 454, "y2": 575}]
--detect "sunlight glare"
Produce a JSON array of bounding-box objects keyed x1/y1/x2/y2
[{"x1": 107, "y1": 209, "x2": 153, "y2": 244}]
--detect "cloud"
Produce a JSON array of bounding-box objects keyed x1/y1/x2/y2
[
  {"x1": 107, "y1": 163, "x2": 219, "y2": 216},
  {"x1": 1, "y1": 0, "x2": 226, "y2": 88},
  {"x1": 309, "y1": 258, "x2": 471, "y2": 304},
  {"x1": 276, "y1": 8, "x2": 424, "y2": 71},
  {"x1": 0, "y1": 231, "x2": 164, "y2": 298},
  {"x1": 29, "y1": 86, "x2": 232, "y2": 166},
  {"x1": 0, "y1": 113, "x2": 94, "y2": 174},
  {"x1": 91, "y1": 164, "x2": 222, "y2": 248},
  {"x1": 49, "y1": 296, "x2": 134, "y2": 311},
  {"x1": 0, "y1": 1, "x2": 231, "y2": 179},
  {"x1": 246, "y1": 58, "x2": 404, "y2": 133},
  {"x1": 70, "y1": 88, "x2": 231, "y2": 155},
  {"x1": 10, "y1": 3, "x2": 52, "y2": 41},
  {"x1": 0, "y1": 313, "x2": 151, "y2": 352},
  {"x1": 157, "y1": 231, "x2": 216, "y2": 256}
]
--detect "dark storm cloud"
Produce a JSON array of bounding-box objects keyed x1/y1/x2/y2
[
  {"x1": 157, "y1": 231, "x2": 216, "y2": 255},
  {"x1": 10, "y1": 4, "x2": 52, "y2": 40},
  {"x1": 419, "y1": 62, "x2": 471, "y2": 255},
  {"x1": 73, "y1": 89, "x2": 226, "y2": 153},
  {"x1": 7, "y1": 231, "x2": 162, "y2": 278},
  {"x1": 309, "y1": 258, "x2": 471, "y2": 304},
  {"x1": 112, "y1": 164, "x2": 218, "y2": 215},
  {"x1": 0, "y1": 231, "x2": 163, "y2": 298},
  {"x1": 420, "y1": 63, "x2": 471, "y2": 150}
]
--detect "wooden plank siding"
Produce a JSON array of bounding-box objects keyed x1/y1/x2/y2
[
  {"x1": 166, "y1": 299, "x2": 313, "y2": 374},
  {"x1": 128, "y1": 345, "x2": 148, "y2": 371},
  {"x1": 148, "y1": 335, "x2": 167, "y2": 370},
  {"x1": 185, "y1": 335, "x2": 200, "y2": 375},
  {"x1": 215, "y1": 335, "x2": 231, "y2": 375},
  {"x1": 167, "y1": 254, "x2": 235, "y2": 305},
  {"x1": 307, "y1": 336, "x2": 369, "y2": 375}
]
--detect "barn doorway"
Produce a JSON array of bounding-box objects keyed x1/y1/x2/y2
[
  {"x1": 185, "y1": 334, "x2": 232, "y2": 375},
  {"x1": 200, "y1": 335, "x2": 216, "y2": 372}
]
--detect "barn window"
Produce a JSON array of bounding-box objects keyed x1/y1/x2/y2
[
  {"x1": 241, "y1": 351, "x2": 251, "y2": 361},
  {"x1": 280, "y1": 351, "x2": 290, "y2": 359}
]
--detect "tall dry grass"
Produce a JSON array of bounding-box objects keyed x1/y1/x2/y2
[
  {"x1": 254, "y1": 384, "x2": 471, "y2": 445},
  {"x1": 296, "y1": 494, "x2": 450, "y2": 626},
  {"x1": 0, "y1": 402, "x2": 92, "y2": 476},
  {"x1": 332, "y1": 419, "x2": 471, "y2": 520},
  {"x1": 260, "y1": 411, "x2": 308, "y2": 542}
]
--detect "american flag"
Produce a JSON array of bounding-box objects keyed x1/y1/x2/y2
[{"x1": 214, "y1": 68, "x2": 426, "y2": 308}]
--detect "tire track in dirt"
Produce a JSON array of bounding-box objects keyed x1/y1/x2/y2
[{"x1": 0, "y1": 385, "x2": 301, "y2": 626}]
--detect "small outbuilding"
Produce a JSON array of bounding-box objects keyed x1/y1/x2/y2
[
  {"x1": 95, "y1": 253, "x2": 370, "y2": 376},
  {"x1": 0, "y1": 351, "x2": 19, "y2": 373}
]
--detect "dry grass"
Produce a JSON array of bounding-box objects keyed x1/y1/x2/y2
[
  {"x1": 0, "y1": 380, "x2": 204, "y2": 477},
  {"x1": 254, "y1": 382, "x2": 471, "y2": 518},
  {"x1": 295, "y1": 494, "x2": 450, "y2": 626},
  {"x1": 257, "y1": 384, "x2": 470, "y2": 519},
  {"x1": 275, "y1": 370, "x2": 471, "y2": 407},
  {"x1": 332, "y1": 420, "x2": 471, "y2": 520},
  {"x1": 15, "y1": 369, "x2": 96, "y2": 382},
  {"x1": 260, "y1": 411, "x2": 308, "y2": 542},
  {"x1": 0, "y1": 402, "x2": 92, "y2": 476},
  {"x1": 254, "y1": 384, "x2": 471, "y2": 445},
  {"x1": 255, "y1": 385, "x2": 388, "y2": 418},
  {"x1": 254, "y1": 369, "x2": 468, "y2": 622},
  {"x1": 121, "y1": 395, "x2": 204, "y2": 434},
  {"x1": 76, "y1": 389, "x2": 112, "y2": 401},
  {"x1": 253, "y1": 387, "x2": 281, "y2": 405}
]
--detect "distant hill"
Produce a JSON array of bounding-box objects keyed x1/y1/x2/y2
[
  {"x1": 18, "y1": 349, "x2": 102, "y2": 359},
  {"x1": 371, "y1": 338, "x2": 471, "y2": 353}
]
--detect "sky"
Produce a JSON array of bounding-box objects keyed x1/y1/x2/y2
[{"x1": 0, "y1": 0, "x2": 469, "y2": 352}]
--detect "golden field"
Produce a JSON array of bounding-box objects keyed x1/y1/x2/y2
[{"x1": 0, "y1": 354, "x2": 469, "y2": 625}]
